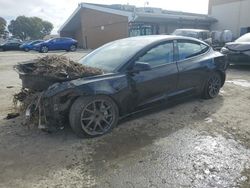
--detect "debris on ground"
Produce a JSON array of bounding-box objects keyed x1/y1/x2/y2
[
  {"x1": 5, "y1": 113, "x2": 20, "y2": 120},
  {"x1": 13, "y1": 89, "x2": 41, "y2": 113},
  {"x1": 6, "y1": 86, "x2": 14, "y2": 89}
]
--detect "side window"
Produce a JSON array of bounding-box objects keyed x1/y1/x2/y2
[
  {"x1": 53, "y1": 38, "x2": 62, "y2": 42},
  {"x1": 50, "y1": 39, "x2": 56, "y2": 42},
  {"x1": 178, "y1": 41, "x2": 209, "y2": 61},
  {"x1": 58, "y1": 38, "x2": 67, "y2": 43},
  {"x1": 138, "y1": 42, "x2": 174, "y2": 68}
]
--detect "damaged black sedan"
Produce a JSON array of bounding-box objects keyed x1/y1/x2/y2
[
  {"x1": 16, "y1": 36, "x2": 228, "y2": 138},
  {"x1": 221, "y1": 33, "x2": 250, "y2": 65}
]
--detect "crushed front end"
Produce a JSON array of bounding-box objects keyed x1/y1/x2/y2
[{"x1": 26, "y1": 83, "x2": 77, "y2": 132}]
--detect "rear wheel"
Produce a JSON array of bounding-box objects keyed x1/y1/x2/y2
[
  {"x1": 69, "y1": 96, "x2": 119, "y2": 138},
  {"x1": 203, "y1": 72, "x2": 222, "y2": 99},
  {"x1": 69, "y1": 44, "x2": 76, "y2": 52},
  {"x1": 40, "y1": 46, "x2": 48, "y2": 53}
]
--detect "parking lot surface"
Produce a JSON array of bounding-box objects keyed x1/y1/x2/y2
[{"x1": 0, "y1": 51, "x2": 249, "y2": 188}]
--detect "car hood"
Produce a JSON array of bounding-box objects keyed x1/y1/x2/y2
[
  {"x1": 20, "y1": 44, "x2": 28, "y2": 47},
  {"x1": 43, "y1": 73, "x2": 124, "y2": 98},
  {"x1": 225, "y1": 42, "x2": 250, "y2": 51}
]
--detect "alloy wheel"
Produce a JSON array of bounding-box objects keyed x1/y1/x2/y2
[
  {"x1": 70, "y1": 45, "x2": 76, "y2": 51},
  {"x1": 41, "y1": 46, "x2": 48, "y2": 53},
  {"x1": 80, "y1": 99, "x2": 115, "y2": 136},
  {"x1": 208, "y1": 75, "x2": 221, "y2": 98}
]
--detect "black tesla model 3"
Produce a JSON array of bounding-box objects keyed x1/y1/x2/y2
[{"x1": 42, "y1": 35, "x2": 228, "y2": 137}]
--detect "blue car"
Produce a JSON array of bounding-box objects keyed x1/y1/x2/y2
[
  {"x1": 34, "y1": 37, "x2": 78, "y2": 53},
  {"x1": 20, "y1": 40, "x2": 44, "y2": 52}
]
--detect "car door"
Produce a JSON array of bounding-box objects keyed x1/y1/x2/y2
[
  {"x1": 130, "y1": 41, "x2": 179, "y2": 108},
  {"x1": 4, "y1": 43, "x2": 18, "y2": 51},
  {"x1": 176, "y1": 39, "x2": 210, "y2": 93},
  {"x1": 3, "y1": 43, "x2": 11, "y2": 50},
  {"x1": 13, "y1": 43, "x2": 21, "y2": 50},
  {"x1": 59, "y1": 38, "x2": 69, "y2": 50},
  {"x1": 55, "y1": 38, "x2": 68, "y2": 50},
  {"x1": 48, "y1": 39, "x2": 58, "y2": 50},
  {"x1": 53, "y1": 38, "x2": 63, "y2": 50}
]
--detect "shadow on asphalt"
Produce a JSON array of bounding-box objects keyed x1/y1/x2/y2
[
  {"x1": 0, "y1": 95, "x2": 226, "y2": 187},
  {"x1": 91, "y1": 95, "x2": 224, "y2": 161},
  {"x1": 229, "y1": 65, "x2": 250, "y2": 71}
]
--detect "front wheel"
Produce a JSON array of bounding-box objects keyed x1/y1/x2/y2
[
  {"x1": 69, "y1": 96, "x2": 119, "y2": 138},
  {"x1": 24, "y1": 47, "x2": 30, "y2": 52},
  {"x1": 202, "y1": 72, "x2": 222, "y2": 99}
]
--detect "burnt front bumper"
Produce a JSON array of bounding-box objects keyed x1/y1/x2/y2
[{"x1": 25, "y1": 94, "x2": 74, "y2": 132}]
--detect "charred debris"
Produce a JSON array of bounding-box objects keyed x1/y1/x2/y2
[{"x1": 13, "y1": 55, "x2": 103, "y2": 131}]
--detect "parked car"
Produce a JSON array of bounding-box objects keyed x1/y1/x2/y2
[
  {"x1": 33, "y1": 37, "x2": 78, "y2": 53},
  {"x1": 221, "y1": 33, "x2": 250, "y2": 65},
  {"x1": 0, "y1": 42, "x2": 22, "y2": 51},
  {"x1": 27, "y1": 35, "x2": 228, "y2": 138},
  {"x1": 20, "y1": 40, "x2": 44, "y2": 52},
  {"x1": 172, "y1": 29, "x2": 211, "y2": 41},
  {"x1": 6, "y1": 38, "x2": 23, "y2": 43}
]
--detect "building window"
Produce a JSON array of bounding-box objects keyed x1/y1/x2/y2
[
  {"x1": 240, "y1": 27, "x2": 250, "y2": 36},
  {"x1": 129, "y1": 23, "x2": 159, "y2": 37}
]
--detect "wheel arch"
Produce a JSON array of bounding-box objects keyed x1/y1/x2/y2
[
  {"x1": 215, "y1": 70, "x2": 226, "y2": 87},
  {"x1": 68, "y1": 94, "x2": 120, "y2": 138},
  {"x1": 66, "y1": 93, "x2": 122, "y2": 118}
]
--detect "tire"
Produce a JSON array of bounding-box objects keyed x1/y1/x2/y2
[
  {"x1": 40, "y1": 46, "x2": 48, "y2": 53},
  {"x1": 24, "y1": 47, "x2": 30, "y2": 52},
  {"x1": 69, "y1": 44, "x2": 76, "y2": 52},
  {"x1": 69, "y1": 96, "x2": 119, "y2": 138},
  {"x1": 202, "y1": 72, "x2": 222, "y2": 99}
]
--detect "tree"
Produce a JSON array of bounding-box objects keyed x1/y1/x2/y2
[
  {"x1": 8, "y1": 16, "x2": 53, "y2": 40},
  {"x1": 0, "y1": 17, "x2": 7, "y2": 35}
]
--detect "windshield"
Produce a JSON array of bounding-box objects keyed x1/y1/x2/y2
[
  {"x1": 235, "y1": 33, "x2": 250, "y2": 42},
  {"x1": 173, "y1": 30, "x2": 199, "y2": 38},
  {"x1": 79, "y1": 38, "x2": 155, "y2": 72}
]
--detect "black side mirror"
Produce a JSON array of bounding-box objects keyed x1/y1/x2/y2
[{"x1": 131, "y1": 62, "x2": 151, "y2": 73}]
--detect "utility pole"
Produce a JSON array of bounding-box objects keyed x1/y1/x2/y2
[{"x1": 144, "y1": 1, "x2": 149, "y2": 11}]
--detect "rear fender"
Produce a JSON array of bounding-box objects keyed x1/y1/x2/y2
[{"x1": 213, "y1": 52, "x2": 229, "y2": 71}]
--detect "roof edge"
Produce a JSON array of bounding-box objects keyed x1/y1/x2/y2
[
  {"x1": 58, "y1": 3, "x2": 133, "y2": 33},
  {"x1": 58, "y1": 5, "x2": 81, "y2": 33}
]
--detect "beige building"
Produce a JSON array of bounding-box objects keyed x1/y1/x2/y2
[
  {"x1": 209, "y1": 0, "x2": 250, "y2": 37},
  {"x1": 59, "y1": 3, "x2": 216, "y2": 49}
]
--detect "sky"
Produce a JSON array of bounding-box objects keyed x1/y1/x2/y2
[{"x1": 0, "y1": 0, "x2": 209, "y2": 34}]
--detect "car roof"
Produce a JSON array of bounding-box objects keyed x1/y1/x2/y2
[
  {"x1": 54, "y1": 37, "x2": 72, "y2": 40},
  {"x1": 114, "y1": 35, "x2": 207, "y2": 45}
]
